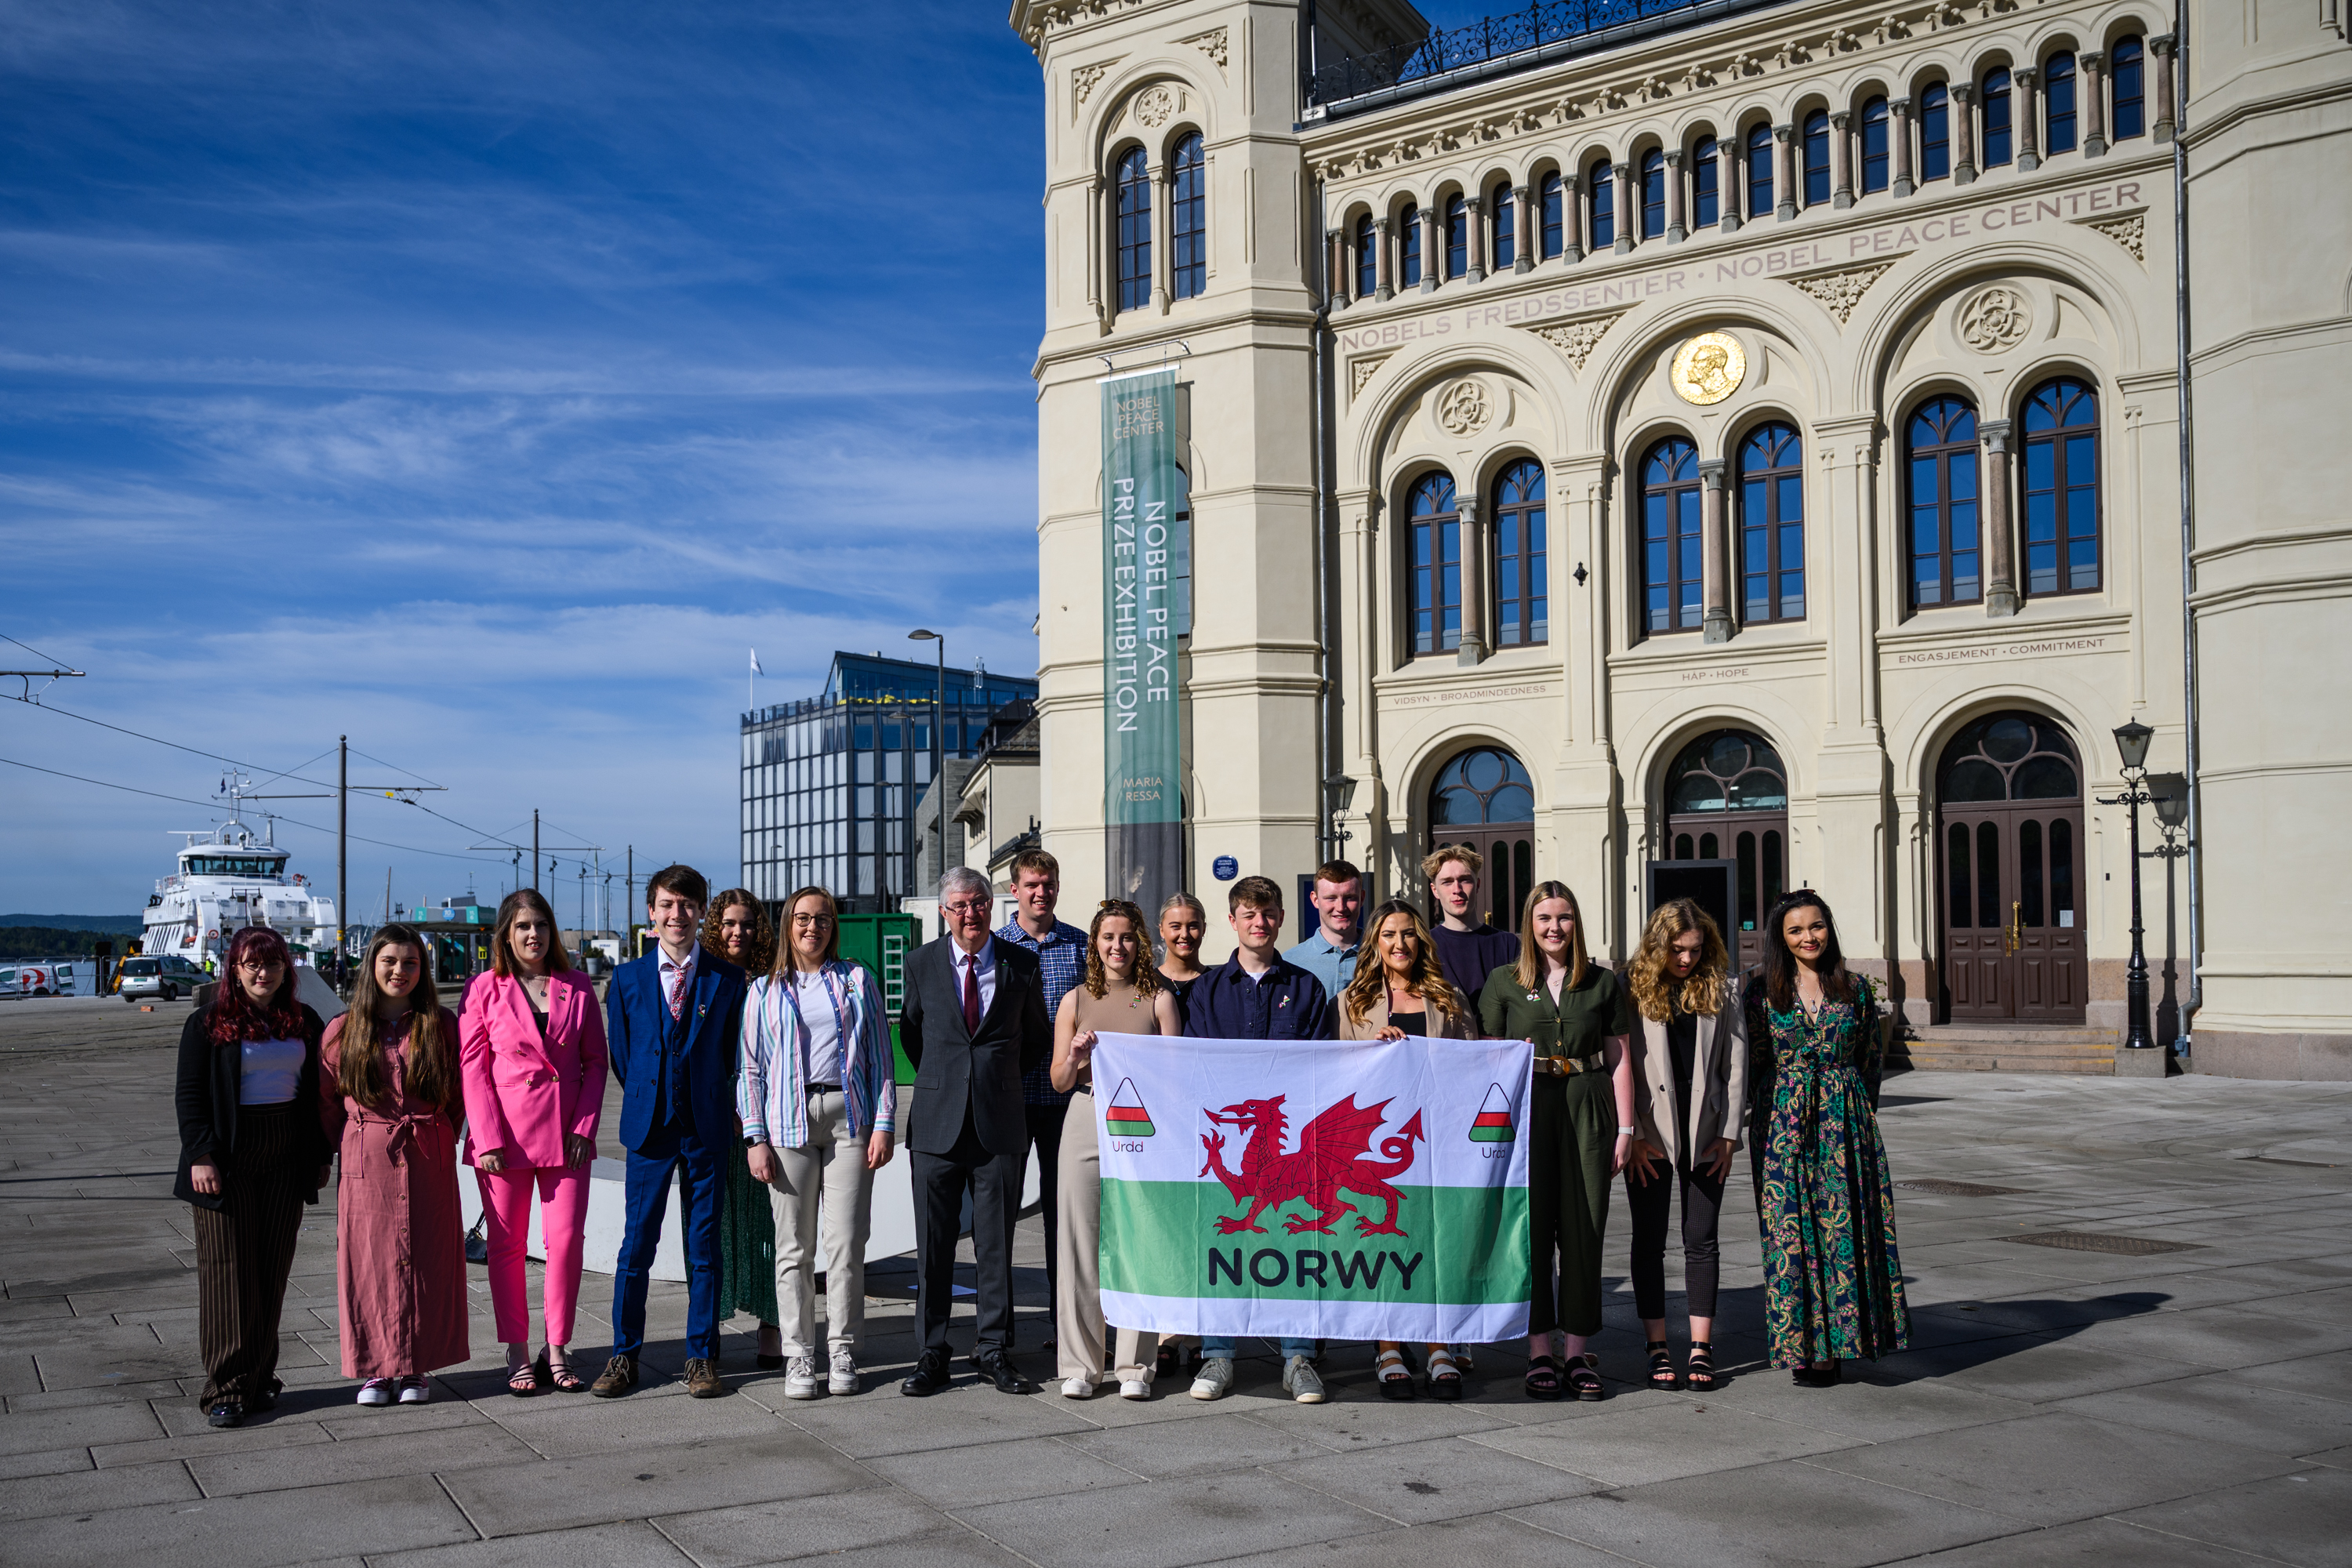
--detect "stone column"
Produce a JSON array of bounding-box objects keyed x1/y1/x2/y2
[
  {"x1": 1085, "y1": 174, "x2": 1104, "y2": 321},
  {"x1": 1774, "y1": 124, "x2": 1798, "y2": 220},
  {"x1": 1612, "y1": 162, "x2": 1634, "y2": 252},
  {"x1": 1512, "y1": 184, "x2": 1534, "y2": 272},
  {"x1": 1891, "y1": 96, "x2": 1916, "y2": 197},
  {"x1": 1718, "y1": 137, "x2": 1743, "y2": 232},
  {"x1": 1465, "y1": 194, "x2": 1486, "y2": 283},
  {"x1": 1831, "y1": 110, "x2": 1854, "y2": 208},
  {"x1": 1457, "y1": 493, "x2": 1489, "y2": 665},
  {"x1": 1665, "y1": 150, "x2": 1688, "y2": 242},
  {"x1": 1374, "y1": 216, "x2": 1394, "y2": 302},
  {"x1": 2016, "y1": 69, "x2": 2042, "y2": 172},
  {"x1": 1420, "y1": 206, "x2": 1439, "y2": 292},
  {"x1": 2081, "y1": 51, "x2": 2109, "y2": 157},
  {"x1": 1700, "y1": 459, "x2": 1733, "y2": 643},
  {"x1": 2151, "y1": 34, "x2": 2177, "y2": 142},
  {"x1": 1149, "y1": 162, "x2": 1172, "y2": 313},
  {"x1": 1562, "y1": 172, "x2": 1584, "y2": 263},
  {"x1": 1980, "y1": 418, "x2": 2020, "y2": 617},
  {"x1": 1952, "y1": 82, "x2": 1979, "y2": 185},
  {"x1": 1328, "y1": 230, "x2": 1350, "y2": 309}
]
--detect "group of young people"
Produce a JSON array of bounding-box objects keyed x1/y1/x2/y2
[{"x1": 171, "y1": 840, "x2": 1907, "y2": 1428}]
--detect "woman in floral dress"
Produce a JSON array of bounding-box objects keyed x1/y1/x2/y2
[
  {"x1": 1744, "y1": 891, "x2": 1908, "y2": 1386},
  {"x1": 704, "y1": 892, "x2": 783, "y2": 1369}
]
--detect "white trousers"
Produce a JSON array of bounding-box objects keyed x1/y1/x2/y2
[
  {"x1": 1056, "y1": 1088, "x2": 1160, "y2": 1383},
  {"x1": 766, "y1": 1090, "x2": 873, "y2": 1358}
]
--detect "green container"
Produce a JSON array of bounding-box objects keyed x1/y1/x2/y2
[{"x1": 836, "y1": 912, "x2": 920, "y2": 1086}]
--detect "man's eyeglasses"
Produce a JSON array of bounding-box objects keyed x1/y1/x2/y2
[{"x1": 942, "y1": 899, "x2": 992, "y2": 915}]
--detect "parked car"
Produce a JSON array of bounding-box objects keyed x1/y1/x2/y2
[{"x1": 118, "y1": 955, "x2": 206, "y2": 1003}]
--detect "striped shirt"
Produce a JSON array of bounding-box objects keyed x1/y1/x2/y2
[
  {"x1": 737, "y1": 960, "x2": 896, "y2": 1149},
  {"x1": 994, "y1": 917, "x2": 1089, "y2": 1105}
]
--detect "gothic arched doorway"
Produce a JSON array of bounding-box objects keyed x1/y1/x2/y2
[
  {"x1": 1662, "y1": 729, "x2": 1789, "y2": 973},
  {"x1": 1427, "y1": 746, "x2": 1534, "y2": 929},
  {"x1": 1936, "y1": 710, "x2": 2086, "y2": 1023}
]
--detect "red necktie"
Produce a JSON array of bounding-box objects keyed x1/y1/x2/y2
[{"x1": 961, "y1": 951, "x2": 982, "y2": 1036}]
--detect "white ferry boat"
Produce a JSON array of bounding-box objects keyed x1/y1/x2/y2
[{"x1": 144, "y1": 793, "x2": 339, "y2": 967}]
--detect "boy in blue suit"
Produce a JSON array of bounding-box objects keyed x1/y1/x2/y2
[{"x1": 590, "y1": 865, "x2": 747, "y2": 1399}]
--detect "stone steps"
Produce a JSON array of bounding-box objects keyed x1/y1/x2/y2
[{"x1": 1893, "y1": 1023, "x2": 2119, "y2": 1075}]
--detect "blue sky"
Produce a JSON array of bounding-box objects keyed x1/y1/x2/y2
[{"x1": 2, "y1": 0, "x2": 1493, "y2": 922}]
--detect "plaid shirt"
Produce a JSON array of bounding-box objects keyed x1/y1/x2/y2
[{"x1": 995, "y1": 916, "x2": 1089, "y2": 1105}]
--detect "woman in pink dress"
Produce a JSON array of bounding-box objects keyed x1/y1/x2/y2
[
  {"x1": 321, "y1": 924, "x2": 469, "y2": 1406},
  {"x1": 459, "y1": 889, "x2": 607, "y2": 1394}
]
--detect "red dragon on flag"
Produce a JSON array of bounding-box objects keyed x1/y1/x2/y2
[{"x1": 1198, "y1": 1094, "x2": 1427, "y2": 1237}]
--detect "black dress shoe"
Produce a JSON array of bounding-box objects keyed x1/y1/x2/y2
[
  {"x1": 971, "y1": 1351, "x2": 1029, "y2": 1395},
  {"x1": 900, "y1": 1352, "x2": 952, "y2": 1397},
  {"x1": 206, "y1": 1399, "x2": 243, "y2": 1428},
  {"x1": 245, "y1": 1382, "x2": 280, "y2": 1414}
]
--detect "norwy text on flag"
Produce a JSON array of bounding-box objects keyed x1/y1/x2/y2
[{"x1": 1091, "y1": 1033, "x2": 1533, "y2": 1344}]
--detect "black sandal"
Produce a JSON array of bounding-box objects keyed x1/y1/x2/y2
[
  {"x1": 1523, "y1": 1353, "x2": 1564, "y2": 1400},
  {"x1": 1685, "y1": 1341, "x2": 1717, "y2": 1392},
  {"x1": 1646, "y1": 1340, "x2": 1679, "y2": 1391},
  {"x1": 1792, "y1": 1358, "x2": 1841, "y2": 1388},
  {"x1": 1156, "y1": 1342, "x2": 1183, "y2": 1381},
  {"x1": 541, "y1": 1348, "x2": 585, "y2": 1393},
  {"x1": 506, "y1": 1352, "x2": 542, "y2": 1397},
  {"x1": 1566, "y1": 1353, "x2": 1604, "y2": 1402}
]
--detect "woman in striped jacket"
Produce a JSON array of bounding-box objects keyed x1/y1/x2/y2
[{"x1": 737, "y1": 884, "x2": 897, "y2": 1399}]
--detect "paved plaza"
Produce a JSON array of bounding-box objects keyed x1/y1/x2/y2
[{"x1": 2, "y1": 995, "x2": 2348, "y2": 1567}]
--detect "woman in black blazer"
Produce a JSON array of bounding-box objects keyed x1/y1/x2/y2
[{"x1": 175, "y1": 926, "x2": 333, "y2": 1428}]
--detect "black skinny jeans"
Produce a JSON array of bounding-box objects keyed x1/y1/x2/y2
[{"x1": 1624, "y1": 1159, "x2": 1726, "y2": 1323}]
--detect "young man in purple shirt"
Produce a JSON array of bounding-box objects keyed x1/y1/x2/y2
[{"x1": 1425, "y1": 843, "x2": 1521, "y2": 1004}]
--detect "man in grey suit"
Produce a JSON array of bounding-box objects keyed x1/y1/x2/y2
[{"x1": 898, "y1": 867, "x2": 1051, "y2": 1396}]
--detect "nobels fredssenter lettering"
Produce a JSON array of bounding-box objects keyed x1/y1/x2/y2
[{"x1": 1091, "y1": 1032, "x2": 1535, "y2": 1344}]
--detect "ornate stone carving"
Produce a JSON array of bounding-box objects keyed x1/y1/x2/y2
[
  {"x1": 1179, "y1": 27, "x2": 1227, "y2": 71},
  {"x1": 1786, "y1": 260, "x2": 1899, "y2": 325},
  {"x1": 1671, "y1": 331, "x2": 1749, "y2": 404},
  {"x1": 1526, "y1": 312, "x2": 1626, "y2": 371},
  {"x1": 1956, "y1": 284, "x2": 2034, "y2": 350},
  {"x1": 1072, "y1": 59, "x2": 1120, "y2": 114},
  {"x1": 1350, "y1": 354, "x2": 1392, "y2": 398},
  {"x1": 2087, "y1": 212, "x2": 2147, "y2": 262},
  {"x1": 1436, "y1": 379, "x2": 1492, "y2": 436},
  {"x1": 1134, "y1": 85, "x2": 1177, "y2": 128}
]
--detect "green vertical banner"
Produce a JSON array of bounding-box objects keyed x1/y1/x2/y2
[{"x1": 1102, "y1": 367, "x2": 1185, "y2": 916}]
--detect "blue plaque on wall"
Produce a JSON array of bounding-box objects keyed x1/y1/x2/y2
[{"x1": 1211, "y1": 855, "x2": 1239, "y2": 881}]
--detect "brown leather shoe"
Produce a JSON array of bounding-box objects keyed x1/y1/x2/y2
[
  {"x1": 683, "y1": 1357, "x2": 729, "y2": 1398},
  {"x1": 589, "y1": 1354, "x2": 637, "y2": 1399}
]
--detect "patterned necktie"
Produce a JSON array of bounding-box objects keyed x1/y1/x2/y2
[
  {"x1": 961, "y1": 950, "x2": 982, "y2": 1036},
  {"x1": 666, "y1": 961, "x2": 686, "y2": 1022}
]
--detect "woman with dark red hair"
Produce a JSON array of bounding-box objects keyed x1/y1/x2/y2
[{"x1": 173, "y1": 926, "x2": 334, "y2": 1428}]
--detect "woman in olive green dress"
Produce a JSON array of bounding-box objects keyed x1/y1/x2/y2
[
  {"x1": 702, "y1": 892, "x2": 782, "y2": 1368},
  {"x1": 1477, "y1": 881, "x2": 1635, "y2": 1401}
]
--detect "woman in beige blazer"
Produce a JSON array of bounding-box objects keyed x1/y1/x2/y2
[
  {"x1": 1339, "y1": 900, "x2": 1474, "y2": 1400},
  {"x1": 1624, "y1": 898, "x2": 1747, "y2": 1392}
]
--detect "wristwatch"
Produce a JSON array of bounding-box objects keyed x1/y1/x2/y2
[{"x1": 743, "y1": 1134, "x2": 768, "y2": 1149}]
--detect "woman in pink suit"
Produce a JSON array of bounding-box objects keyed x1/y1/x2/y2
[{"x1": 459, "y1": 889, "x2": 608, "y2": 1394}]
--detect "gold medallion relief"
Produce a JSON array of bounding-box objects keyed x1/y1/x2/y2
[{"x1": 1671, "y1": 332, "x2": 1747, "y2": 405}]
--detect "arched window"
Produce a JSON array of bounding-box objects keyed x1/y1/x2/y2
[
  {"x1": 1428, "y1": 747, "x2": 1535, "y2": 930},
  {"x1": 1114, "y1": 147, "x2": 1152, "y2": 314},
  {"x1": 1693, "y1": 136, "x2": 1719, "y2": 227},
  {"x1": 1588, "y1": 159, "x2": 1615, "y2": 249},
  {"x1": 1353, "y1": 212, "x2": 1377, "y2": 298},
  {"x1": 1860, "y1": 96, "x2": 1890, "y2": 193},
  {"x1": 1737, "y1": 423, "x2": 1805, "y2": 624},
  {"x1": 1399, "y1": 203, "x2": 1423, "y2": 289},
  {"x1": 2111, "y1": 36, "x2": 2146, "y2": 140},
  {"x1": 1745, "y1": 123, "x2": 1774, "y2": 219},
  {"x1": 1983, "y1": 67, "x2": 2014, "y2": 167},
  {"x1": 1444, "y1": 193, "x2": 1468, "y2": 279},
  {"x1": 1407, "y1": 472, "x2": 1461, "y2": 656},
  {"x1": 2023, "y1": 377, "x2": 2100, "y2": 596},
  {"x1": 1639, "y1": 148, "x2": 1667, "y2": 239},
  {"x1": 1539, "y1": 170, "x2": 1564, "y2": 257},
  {"x1": 1640, "y1": 437, "x2": 1703, "y2": 636},
  {"x1": 1170, "y1": 134, "x2": 1206, "y2": 300},
  {"x1": 2045, "y1": 52, "x2": 2078, "y2": 154},
  {"x1": 1802, "y1": 110, "x2": 1831, "y2": 205},
  {"x1": 1921, "y1": 82, "x2": 1952, "y2": 180},
  {"x1": 1490, "y1": 180, "x2": 1515, "y2": 270},
  {"x1": 1664, "y1": 728, "x2": 1789, "y2": 963},
  {"x1": 1494, "y1": 459, "x2": 1547, "y2": 648},
  {"x1": 1906, "y1": 397, "x2": 1981, "y2": 608}
]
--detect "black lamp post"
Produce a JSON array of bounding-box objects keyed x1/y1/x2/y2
[
  {"x1": 2103, "y1": 720, "x2": 2157, "y2": 1053},
  {"x1": 2146, "y1": 772, "x2": 2191, "y2": 1054}
]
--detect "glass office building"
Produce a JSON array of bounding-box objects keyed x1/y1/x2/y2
[{"x1": 741, "y1": 652, "x2": 1037, "y2": 913}]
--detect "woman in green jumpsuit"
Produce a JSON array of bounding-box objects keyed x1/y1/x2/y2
[
  {"x1": 1478, "y1": 880, "x2": 1635, "y2": 1400},
  {"x1": 702, "y1": 892, "x2": 782, "y2": 1367}
]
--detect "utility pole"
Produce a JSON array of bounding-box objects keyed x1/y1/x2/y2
[
  {"x1": 532, "y1": 809, "x2": 540, "y2": 891},
  {"x1": 338, "y1": 737, "x2": 347, "y2": 963}
]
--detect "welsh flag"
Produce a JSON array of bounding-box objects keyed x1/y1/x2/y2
[{"x1": 1092, "y1": 1033, "x2": 1532, "y2": 1343}]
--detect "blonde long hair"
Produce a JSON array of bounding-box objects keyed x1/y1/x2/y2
[
  {"x1": 1626, "y1": 898, "x2": 1730, "y2": 1022},
  {"x1": 339, "y1": 924, "x2": 456, "y2": 1112},
  {"x1": 1342, "y1": 899, "x2": 1467, "y2": 1029},
  {"x1": 1511, "y1": 880, "x2": 1589, "y2": 993}
]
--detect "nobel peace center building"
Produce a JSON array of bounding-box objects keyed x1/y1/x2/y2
[{"x1": 1010, "y1": 0, "x2": 2350, "y2": 1077}]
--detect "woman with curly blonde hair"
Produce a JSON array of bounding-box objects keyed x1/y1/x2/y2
[
  {"x1": 1622, "y1": 898, "x2": 1747, "y2": 1393},
  {"x1": 701, "y1": 891, "x2": 782, "y2": 1367}
]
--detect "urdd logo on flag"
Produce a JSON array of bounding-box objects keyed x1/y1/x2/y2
[{"x1": 1091, "y1": 1033, "x2": 1533, "y2": 1343}]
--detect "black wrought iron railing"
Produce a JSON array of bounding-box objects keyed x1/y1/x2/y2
[{"x1": 1309, "y1": 0, "x2": 1770, "y2": 108}]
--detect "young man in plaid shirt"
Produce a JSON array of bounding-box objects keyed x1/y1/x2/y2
[{"x1": 991, "y1": 848, "x2": 1089, "y2": 1332}]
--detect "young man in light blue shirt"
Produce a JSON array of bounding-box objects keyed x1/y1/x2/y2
[{"x1": 1282, "y1": 858, "x2": 1363, "y2": 1001}]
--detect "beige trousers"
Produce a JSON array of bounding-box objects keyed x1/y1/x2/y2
[
  {"x1": 767, "y1": 1090, "x2": 873, "y2": 1358},
  {"x1": 1056, "y1": 1088, "x2": 1160, "y2": 1384}
]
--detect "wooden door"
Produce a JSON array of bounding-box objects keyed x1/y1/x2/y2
[{"x1": 1940, "y1": 803, "x2": 2085, "y2": 1022}]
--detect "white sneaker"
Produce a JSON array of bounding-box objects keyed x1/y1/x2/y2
[
  {"x1": 396, "y1": 1376, "x2": 430, "y2": 1405},
  {"x1": 784, "y1": 1355, "x2": 820, "y2": 1400},
  {"x1": 1119, "y1": 1378, "x2": 1152, "y2": 1400},
  {"x1": 1189, "y1": 1356, "x2": 1235, "y2": 1400},
  {"x1": 355, "y1": 1378, "x2": 394, "y2": 1406},
  {"x1": 1283, "y1": 1355, "x2": 1327, "y2": 1404},
  {"x1": 1061, "y1": 1375, "x2": 1096, "y2": 1399},
  {"x1": 827, "y1": 1351, "x2": 859, "y2": 1397}
]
